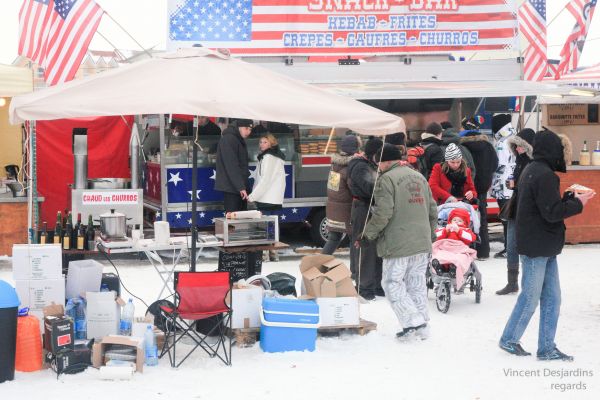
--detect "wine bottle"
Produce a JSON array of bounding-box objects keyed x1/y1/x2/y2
[
  {"x1": 40, "y1": 222, "x2": 48, "y2": 244},
  {"x1": 53, "y1": 211, "x2": 62, "y2": 245},
  {"x1": 77, "y1": 223, "x2": 85, "y2": 250},
  {"x1": 86, "y1": 214, "x2": 95, "y2": 250},
  {"x1": 63, "y1": 212, "x2": 73, "y2": 250},
  {"x1": 73, "y1": 213, "x2": 81, "y2": 250}
]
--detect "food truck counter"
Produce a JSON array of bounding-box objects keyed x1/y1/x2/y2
[{"x1": 562, "y1": 166, "x2": 600, "y2": 244}]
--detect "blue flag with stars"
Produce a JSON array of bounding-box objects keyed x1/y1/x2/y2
[{"x1": 169, "y1": 0, "x2": 252, "y2": 42}]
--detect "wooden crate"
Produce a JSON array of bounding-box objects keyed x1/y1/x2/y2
[{"x1": 318, "y1": 319, "x2": 377, "y2": 337}]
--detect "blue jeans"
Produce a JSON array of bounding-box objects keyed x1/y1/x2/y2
[
  {"x1": 500, "y1": 255, "x2": 561, "y2": 356},
  {"x1": 506, "y1": 220, "x2": 519, "y2": 269}
]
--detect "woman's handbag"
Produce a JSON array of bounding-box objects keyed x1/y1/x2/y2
[{"x1": 499, "y1": 194, "x2": 517, "y2": 221}]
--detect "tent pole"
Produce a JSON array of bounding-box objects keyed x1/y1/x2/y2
[
  {"x1": 324, "y1": 127, "x2": 335, "y2": 154},
  {"x1": 191, "y1": 117, "x2": 199, "y2": 272},
  {"x1": 159, "y1": 115, "x2": 168, "y2": 226}
]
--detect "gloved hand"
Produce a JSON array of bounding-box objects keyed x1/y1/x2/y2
[{"x1": 355, "y1": 235, "x2": 372, "y2": 248}]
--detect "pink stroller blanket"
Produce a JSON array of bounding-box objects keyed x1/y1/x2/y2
[{"x1": 432, "y1": 239, "x2": 477, "y2": 288}]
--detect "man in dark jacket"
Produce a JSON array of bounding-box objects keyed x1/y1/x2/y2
[
  {"x1": 347, "y1": 137, "x2": 384, "y2": 300},
  {"x1": 499, "y1": 129, "x2": 593, "y2": 361},
  {"x1": 419, "y1": 122, "x2": 444, "y2": 179},
  {"x1": 460, "y1": 120, "x2": 499, "y2": 259},
  {"x1": 198, "y1": 116, "x2": 222, "y2": 136},
  {"x1": 322, "y1": 135, "x2": 360, "y2": 254},
  {"x1": 215, "y1": 119, "x2": 253, "y2": 212}
]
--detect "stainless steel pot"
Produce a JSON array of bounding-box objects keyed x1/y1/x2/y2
[
  {"x1": 88, "y1": 178, "x2": 130, "y2": 189},
  {"x1": 99, "y1": 209, "x2": 127, "y2": 239},
  {"x1": 7, "y1": 181, "x2": 27, "y2": 197}
]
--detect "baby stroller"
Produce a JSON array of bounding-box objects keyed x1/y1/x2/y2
[{"x1": 426, "y1": 201, "x2": 483, "y2": 313}]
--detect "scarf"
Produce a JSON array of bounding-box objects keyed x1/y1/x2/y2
[{"x1": 446, "y1": 169, "x2": 467, "y2": 198}]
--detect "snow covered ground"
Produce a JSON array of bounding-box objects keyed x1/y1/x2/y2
[{"x1": 1, "y1": 242, "x2": 599, "y2": 399}]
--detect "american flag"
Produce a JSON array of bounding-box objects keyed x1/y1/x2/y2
[
  {"x1": 167, "y1": 0, "x2": 518, "y2": 56},
  {"x1": 557, "y1": 0, "x2": 597, "y2": 78},
  {"x1": 18, "y1": 0, "x2": 54, "y2": 64},
  {"x1": 518, "y1": 0, "x2": 547, "y2": 81},
  {"x1": 17, "y1": 0, "x2": 104, "y2": 86}
]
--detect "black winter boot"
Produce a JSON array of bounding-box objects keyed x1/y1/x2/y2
[{"x1": 496, "y1": 269, "x2": 519, "y2": 295}]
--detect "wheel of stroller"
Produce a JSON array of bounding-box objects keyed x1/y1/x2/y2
[
  {"x1": 436, "y1": 282, "x2": 451, "y2": 313},
  {"x1": 475, "y1": 279, "x2": 482, "y2": 304}
]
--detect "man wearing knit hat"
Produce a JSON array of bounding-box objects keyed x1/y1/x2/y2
[
  {"x1": 347, "y1": 137, "x2": 384, "y2": 300},
  {"x1": 360, "y1": 144, "x2": 438, "y2": 340}
]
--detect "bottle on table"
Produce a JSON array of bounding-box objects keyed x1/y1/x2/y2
[
  {"x1": 86, "y1": 215, "x2": 95, "y2": 250},
  {"x1": 72, "y1": 213, "x2": 81, "y2": 250},
  {"x1": 144, "y1": 325, "x2": 159, "y2": 366},
  {"x1": 53, "y1": 211, "x2": 62, "y2": 245},
  {"x1": 77, "y1": 224, "x2": 86, "y2": 250},
  {"x1": 39, "y1": 222, "x2": 48, "y2": 244},
  {"x1": 592, "y1": 141, "x2": 600, "y2": 166},
  {"x1": 119, "y1": 298, "x2": 135, "y2": 336},
  {"x1": 580, "y1": 140, "x2": 591, "y2": 166},
  {"x1": 63, "y1": 212, "x2": 73, "y2": 250}
]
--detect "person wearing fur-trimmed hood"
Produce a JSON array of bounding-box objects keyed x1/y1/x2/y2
[
  {"x1": 490, "y1": 114, "x2": 516, "y2": 259},
  {"x1": 499, "y1": 129, "x2": 594, "y2": 361},
  {"x1": 495, "y1": 128, "x2": 535, "y2": 295}
]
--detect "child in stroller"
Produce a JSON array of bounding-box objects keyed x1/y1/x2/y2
[{"x1": 427, "y1": 202, "x2": 483, "y2": 313}]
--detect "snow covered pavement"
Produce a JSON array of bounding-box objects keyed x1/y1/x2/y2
[{"x1": 0, "y1": 243, "x2": 599, "y2": 399}]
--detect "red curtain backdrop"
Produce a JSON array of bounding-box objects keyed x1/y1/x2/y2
[{"x1": 36, "y1": 116, "x2": 134, "y2": 227}]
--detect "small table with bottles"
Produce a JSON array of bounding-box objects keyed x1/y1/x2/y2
[{"x1": 96, "y1": 235, "x2": 223, "y2": 301}]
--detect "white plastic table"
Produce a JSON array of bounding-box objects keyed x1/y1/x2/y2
[{"x1": 96, "y1": 237, "x2": 223, "y2": 300}]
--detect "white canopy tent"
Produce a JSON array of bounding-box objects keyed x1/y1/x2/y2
[
  {"x1": 0, "y1": 64, "x2": 33, "y2": 97},
  {"x1": 9, "y1": 47, "x2": 405, "y2": 136}
]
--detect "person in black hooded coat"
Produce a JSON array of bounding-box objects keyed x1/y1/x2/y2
[
  {"x1": 347, "y1": 137, "x2": 384, "y2": 300},
  {"x1": 499, "y1": 129, "x2": 594, "y2": 361},
  {"x1": 460, "y1": 129, "x2": 499, "y2": 259}
]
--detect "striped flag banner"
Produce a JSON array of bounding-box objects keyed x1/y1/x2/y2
[
  {"x1": 518, "y1": 0, "x2": 547, "y2": 81},
  {"x1": 167, "y1": 0, "x2": 518, "y2": 56},
  {"x1": 557, "y1": 0, "x2": 597, "y2": 78},
  {"x1": 18, "y1": 0, "x2": 54, "y2": 64},
  {"x1": 17, "y1": 0, "x2": 104, "y2": 86}
]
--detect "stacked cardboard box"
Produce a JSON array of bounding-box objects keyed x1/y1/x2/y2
[
  {"x1": 299, "y1": 255, "x2": 360, "y2": 327},
  {"x1": 13, "y1": 244, "x2": 65, "y2": 331}
]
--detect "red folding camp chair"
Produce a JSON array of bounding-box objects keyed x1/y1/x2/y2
[{"x1": 159, "y1": 271, "x2": 232, "y2": 367}]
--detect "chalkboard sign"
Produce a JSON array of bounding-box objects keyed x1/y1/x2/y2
[{"x1": 218, "y1": 251, "x2": 262, "y2": 282}]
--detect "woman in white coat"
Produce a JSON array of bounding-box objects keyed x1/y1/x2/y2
[{"x1": 249, "y1": 134, "x2": 286, "y2": 260}]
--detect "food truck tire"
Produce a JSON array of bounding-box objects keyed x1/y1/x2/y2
[{"x1": 309, "y1": 208, "x2": 348, "y2": 248}]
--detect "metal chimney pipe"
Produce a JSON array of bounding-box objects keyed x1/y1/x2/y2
[
  {"x1": 130, "y1": 124, "x2": 140, "y2": 189},
  {"x1": 73, "y1": 128, "x2": 88, "y2": 189}
]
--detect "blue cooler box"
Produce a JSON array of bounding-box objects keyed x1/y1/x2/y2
[{"x1": 260, "y1": 297, "x2": 319, "y2": 353}]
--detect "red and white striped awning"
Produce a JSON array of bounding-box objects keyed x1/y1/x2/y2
[{"x1": 560, "y1": 63, "x2": 600, "y2": 81}]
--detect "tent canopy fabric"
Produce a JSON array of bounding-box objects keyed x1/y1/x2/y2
[
  {"x1": 9, "y1": 47, "x2": 405, "y2": 136},
  {"x1": 0, "y1": 64, "x2": 33, "y2": 97},
  {"x1": 556, "y1": 63, "x2": 600, "y2": 82}
]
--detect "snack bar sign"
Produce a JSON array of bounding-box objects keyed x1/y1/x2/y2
[
  {"x1": 82, "y1": 191, "x2": 140, "y2": 205},
  {"x1": 166, "y1": 0, "x2": 518, "y2": 56}
]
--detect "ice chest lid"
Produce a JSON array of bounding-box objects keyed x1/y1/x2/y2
[
  {"x1": 262, "y1": 297, "x2": 318, "y2": 315},
  {"x1": 0, "y1": 279, "x2": 20, "y2": 308}
]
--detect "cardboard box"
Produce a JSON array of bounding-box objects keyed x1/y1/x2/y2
[
  {"x1": 86, "y1": 291, "x2": 120, "y2": 339},
  {"x1": 299, "y1": 255, "x2": 358, "y2": 298},
  {"x1": 230, "y1": 286, "x2": 263, "y2": 329},
  {"x1": 92, "y1": 336, "x2": 144, "y2": 373},
  {"x1": 316, "y1": 297, "x2": 360, "y2": 327},
  {"x1": 15, "y1": 277, "x2": 66, "y2": 310},
  {"x1": 12, "y1": 244, "x2": 62, "y2": 280},
  {"x1": 66, "y1": 260, "x2": 104, "y2": 299},
  {"x1": 44, "y1": 315, "x2": 74, "y2": 354}
]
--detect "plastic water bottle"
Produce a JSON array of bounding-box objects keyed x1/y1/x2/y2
[
  {"x1": 119, "y1": 298, "x2": 135, "y2": 336},
  {"x1": 74, "y1": 298, "x2": 87, "y2": 339},
  {"x1": 65, "y1": 298, "x2": 76, "y2": 322},
  {"x1": 144, "y1": 325, "x2": 158, "y2": 366}
]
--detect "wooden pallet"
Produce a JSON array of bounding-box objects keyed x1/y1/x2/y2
[
  {"x1": 318, "y1": 319, "x2": 377, "y2": 336},
  {"x1": 227, "y1": 327, "x2": 260, "y2": 348}
]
